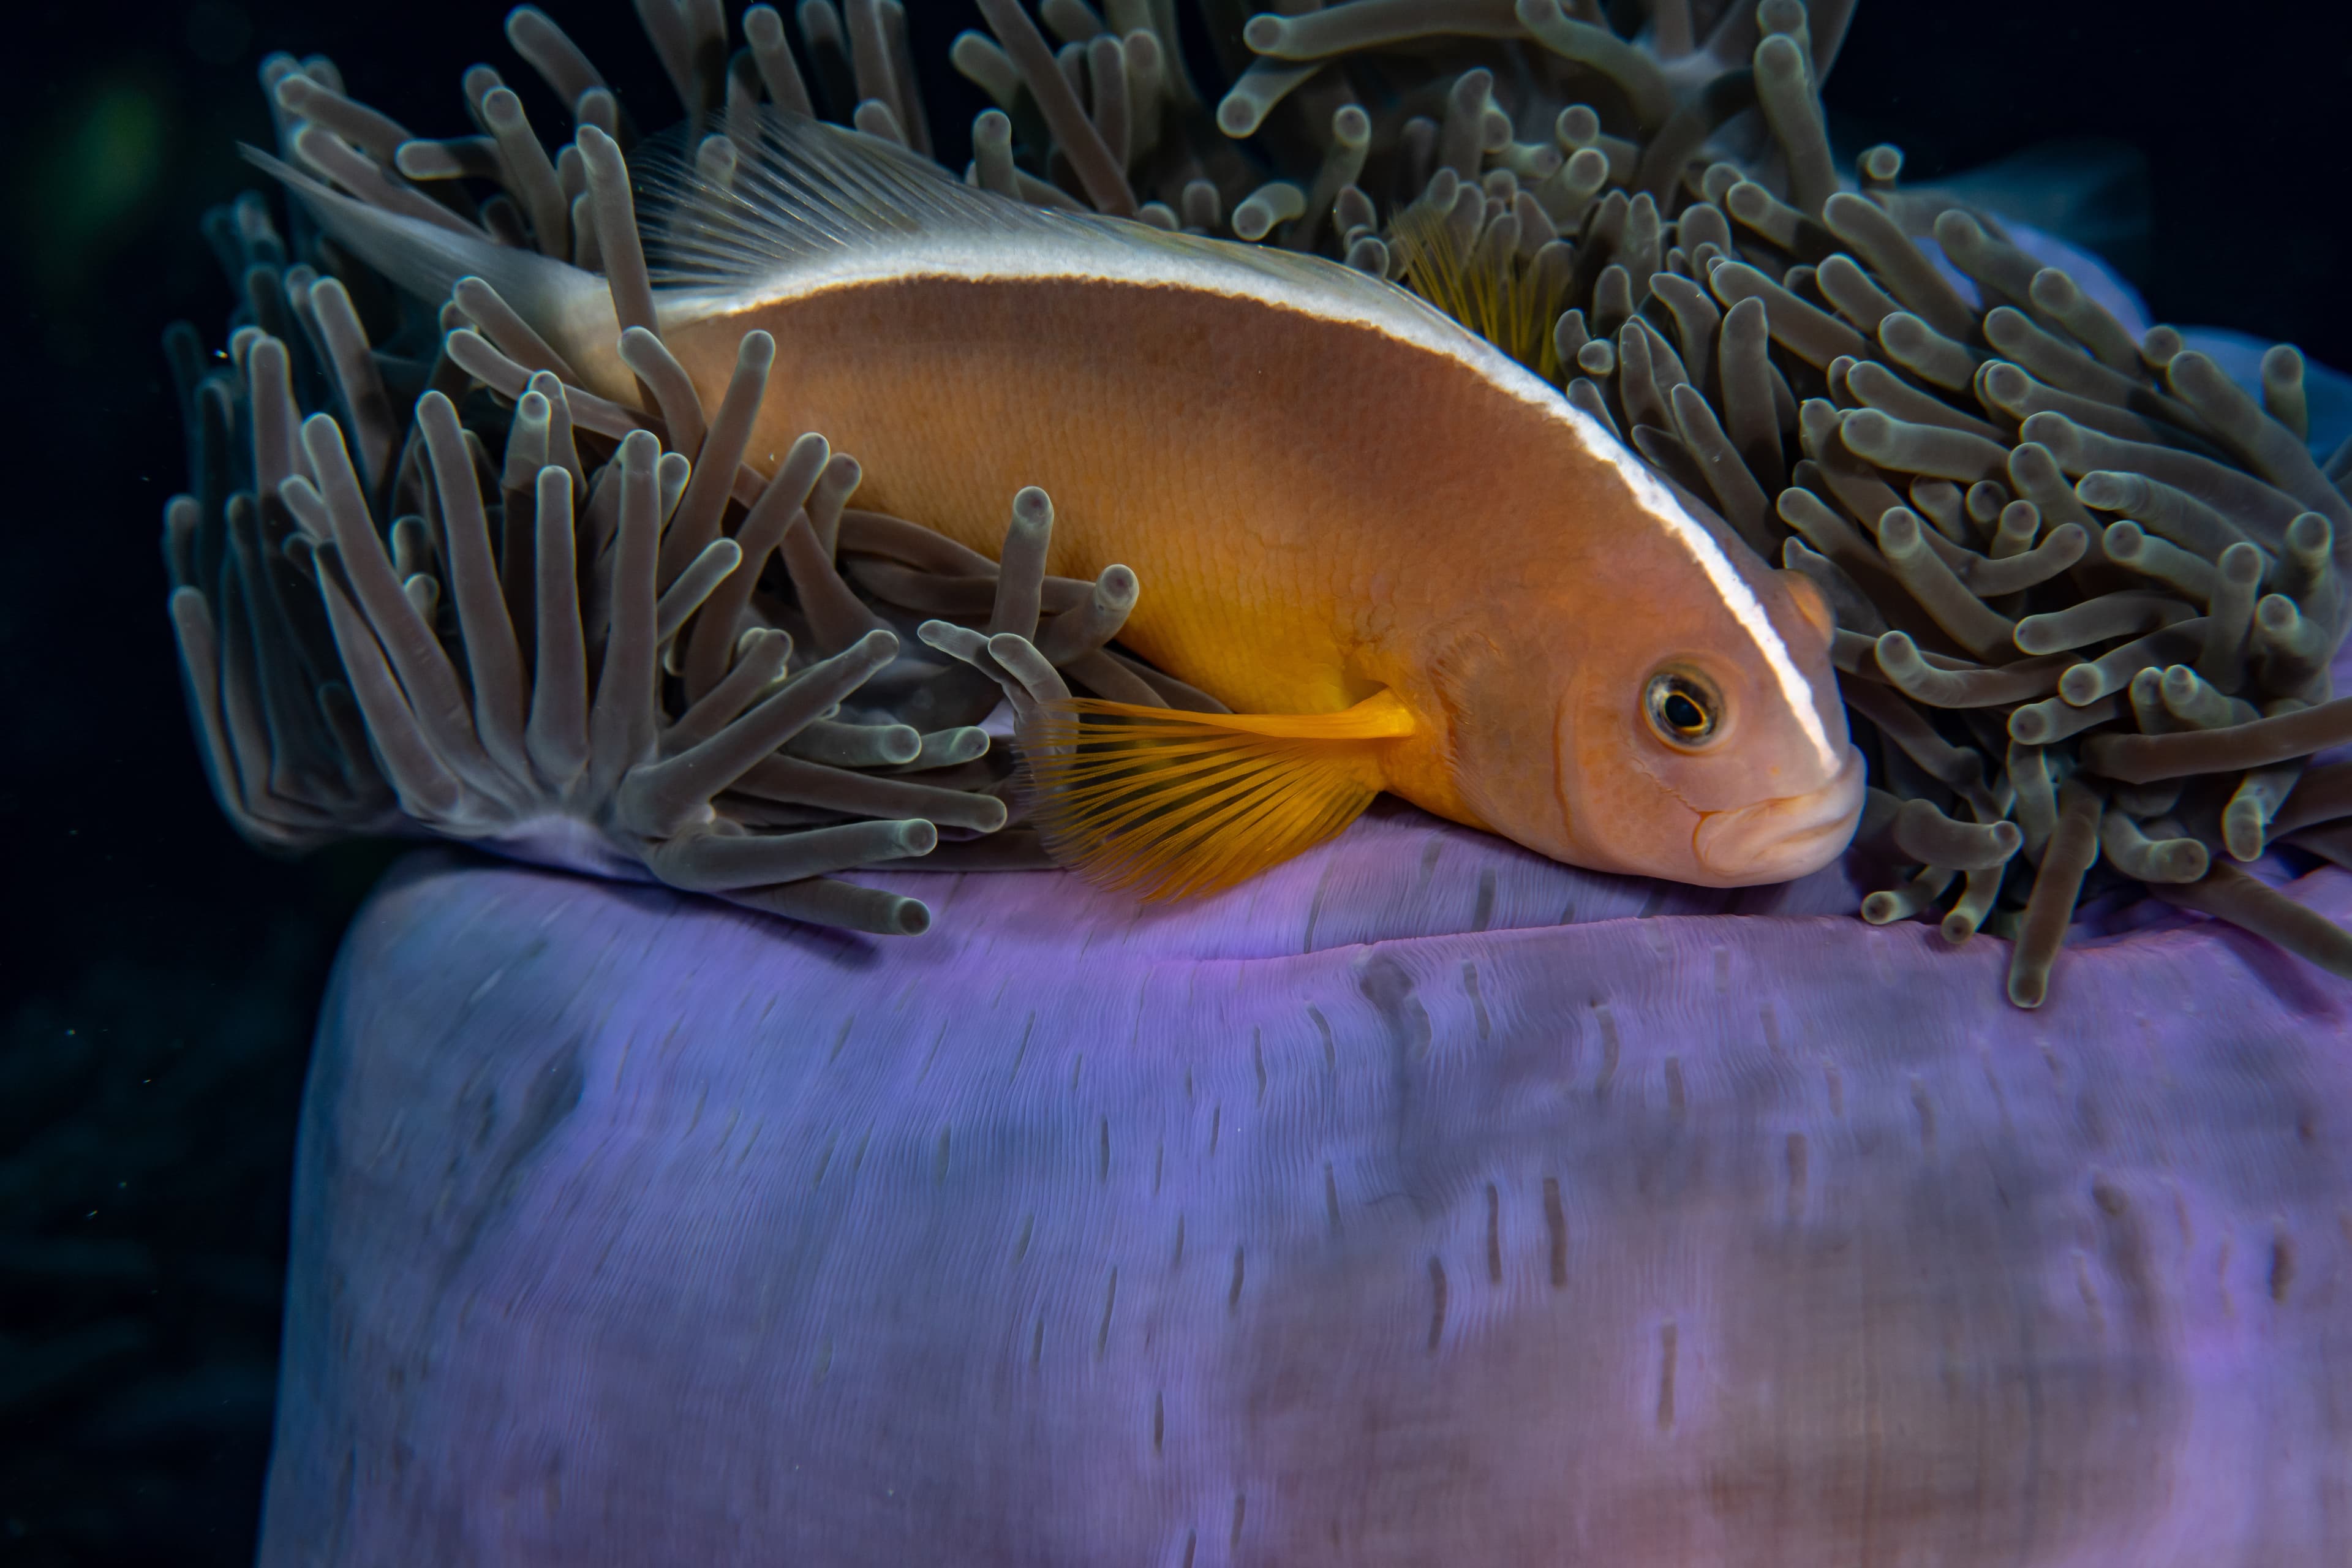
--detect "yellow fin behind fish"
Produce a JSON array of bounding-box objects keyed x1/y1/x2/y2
[
  {"x1": 1017, "y1": 691, "x2": 1416, "y2": 902},
  {"x1": 1389, "y1": 193, "x2": 1569, "y2": 381}
]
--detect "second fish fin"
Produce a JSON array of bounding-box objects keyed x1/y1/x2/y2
[
  {"x1": 1388, "y1": 192, "x2": 1562, "y2": 378},
  {"x1": 1016, "y1": 690, "x2": 1415, "y2": 902},
  {"x1": 243, "y1": 145, "x2": 621, "y2": 386}
]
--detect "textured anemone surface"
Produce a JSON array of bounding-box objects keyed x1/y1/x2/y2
[{"x1": 266, "y1": 830, "x2": 2351, "y2": 1566}]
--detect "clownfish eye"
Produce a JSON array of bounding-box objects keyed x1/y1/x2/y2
[{"x1": 1643, "y1": 670, "x2": 1722, "y2": 748}]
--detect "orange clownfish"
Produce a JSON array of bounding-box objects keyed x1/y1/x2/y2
[{"x1": 282, "y1": 111, "x2": 1864, "y2": 899}]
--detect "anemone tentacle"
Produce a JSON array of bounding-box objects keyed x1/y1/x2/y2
[{"x1": 168, "y1": 0, "x2": 2352, "y2": 1001}]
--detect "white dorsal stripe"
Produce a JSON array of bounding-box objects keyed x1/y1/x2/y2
[{"x1": 662, "y1": 223, "x2": 1840, "y2": 774}]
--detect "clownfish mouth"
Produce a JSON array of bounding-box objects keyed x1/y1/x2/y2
[{"x1": 1692, "y1": 747, "x2": 1869, "y2": 884}]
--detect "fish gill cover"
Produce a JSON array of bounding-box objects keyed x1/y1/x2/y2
[{"x1": 161, "y1": 0, "x2": 2352, "y2": 1006}]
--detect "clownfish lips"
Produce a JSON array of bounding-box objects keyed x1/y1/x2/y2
[{"x1": 1691, "y1": 746, "x2": 1868, "y2": 884}]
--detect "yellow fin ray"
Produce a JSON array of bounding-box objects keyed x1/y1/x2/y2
[
  {"x1": 1017, "y1": 692, "x2": 1415, "y2": 901},
  {"x1": 1390, "y1": 193, "x2": 1569, "y2": 382}
]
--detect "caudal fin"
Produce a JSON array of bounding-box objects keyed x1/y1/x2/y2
[{"x1": 244, "y1": 145, "x2": 620, "y2": 391}]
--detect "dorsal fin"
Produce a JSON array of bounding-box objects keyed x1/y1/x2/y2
[
  {"x1": 1016, "y1": 692, "x2": 1415, "y2": 902},
  {"x1": 629, "y1": 107, "x2": 1494, "y2": 342},
  {"x1": 630, "y1": 109, "x2": 1068, "y2": 292}
]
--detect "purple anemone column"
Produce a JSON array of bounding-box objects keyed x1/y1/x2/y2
[{"x1": 258, "y1": 800, "x2": 2352, "y2": 1567}]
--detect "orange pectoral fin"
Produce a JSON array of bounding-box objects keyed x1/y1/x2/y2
[
  {"x1": 1016, "y1": 690, "x2": 1416, "y2": 901},
  {"x1": 1779, "y1": 568, "x2": 1836, "y2": 643}
]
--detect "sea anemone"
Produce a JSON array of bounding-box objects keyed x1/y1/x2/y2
[
  {"x1": 156, "y1": 6, "x2": 2352, "y2": 1561},
  {"x1": 165, "y1": 0, "x2": 2352, "y2": 1008}
]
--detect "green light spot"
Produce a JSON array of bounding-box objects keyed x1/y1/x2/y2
[{"x1": 26, "y1": 76, "x2": 172, "y2": 289}]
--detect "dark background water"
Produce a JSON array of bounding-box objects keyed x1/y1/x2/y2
[{"x1": 1, "y1": 2, "x2": 2345, "y2": 1562}]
